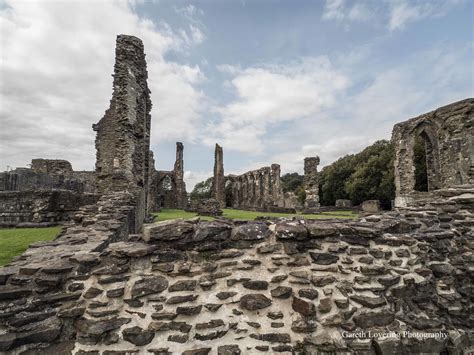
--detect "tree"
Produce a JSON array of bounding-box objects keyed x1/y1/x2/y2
[
  {"x1": 319, "y1": 140, "x2": 395, "y2": 209},
  {"x1": 190, "y1": 177, "x2": 213, "y2": 200},
  {"x1": 281, "y1": 172, "x2": 304, "y2": 193}
]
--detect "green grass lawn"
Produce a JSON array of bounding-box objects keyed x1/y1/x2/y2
[
  {"x1": 153, "y1": 208, "x2": 357, "y2": 222},
  {"x1": 0, "y1": 227, "x2": 62, "y2": 266}
]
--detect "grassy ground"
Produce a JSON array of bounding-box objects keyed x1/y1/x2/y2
[
  {"x1": 0, "y1": 227, "x2": 62, "y2": 266},
  {"x1": 153, "y1": 208, "x2": 357, "y2": 222}
]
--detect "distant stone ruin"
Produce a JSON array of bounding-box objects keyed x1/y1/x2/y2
[
  {"x1": 149, "y1": 142, "x2": 188, "y2": 210},
  {"x1": 303, "y1": 156, "x2": 320, "y2": 213},
  {"x1": 0, "y1": 159, "x2": 96, "y2": 227},
  {"x1": 226, "y1": 164, "x2": 291, "y2": 212},
  {"x1": 392, "y1": 98, "x2": 473, "y2": 207},
  {"x1": 211, "y1": 143, "x2": 225, "y2": 208}
]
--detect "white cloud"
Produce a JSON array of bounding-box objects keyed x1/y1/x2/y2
[
  {"x1": 184, "y1": 170, "x2": 212, "y2": 191},
  {"x1": 322, "y1": 0, "x2": 464, "y2": 31},
  {"x1": 322, "y1": 0, "x2": 374, "y2": 22},
  {"x1": 205, "y1": 57, "x2": 348, "y2": 153},
  {"x1": 0, "y1": 0, "x2": 205, "y2": 171}
]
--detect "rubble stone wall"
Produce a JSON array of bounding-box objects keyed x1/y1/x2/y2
[
  {"x1": 173, "y1": 143, "x2": 187, "y2": 209},
  {"x1": 0, "y1": 190, "x2": 98, "y2": 227},
  {"x1": 0, "y1": 191, "x2": 472, "y2": 354},
  {"x1": 392, "y1": 98, "x2": 474, "y2": 206}
]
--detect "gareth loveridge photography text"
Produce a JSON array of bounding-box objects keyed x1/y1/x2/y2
[{"x1": 342, "y1": 330, "x2": 449, "y2": 340}]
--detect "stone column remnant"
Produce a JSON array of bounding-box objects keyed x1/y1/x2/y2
[
  {"x1": 173, "y1": 142, "x2": 187, "y2": 209},
  {"x1": 303, "y1": 156, "x2": 320, "y2": 213},
  {"x1": 211, "y1": 143, "x2": 225, "y2": 208},
  {"x1": 93, "y1": 34, "x2": 152, "y2": 228}
]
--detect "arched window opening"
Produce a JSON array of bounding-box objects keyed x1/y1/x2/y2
[{"x1": 413, "y1": 135, "x2": 428, "y2": 192}]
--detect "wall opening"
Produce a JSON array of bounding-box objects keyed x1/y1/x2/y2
[{"x1": 413, "y1": 134, "x2": 428, "y2": 192}]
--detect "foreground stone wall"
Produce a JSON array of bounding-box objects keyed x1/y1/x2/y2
[
  {"x1": 392, "y1": 99, "x2": 474, "y2": 207},
  {"x1": 1, "y1": 191, "x2": 471, "y2": 354}
]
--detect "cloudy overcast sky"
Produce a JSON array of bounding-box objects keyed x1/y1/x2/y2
[{"x1": 1, "y1": 0, "x2": 473, "y2": 189}]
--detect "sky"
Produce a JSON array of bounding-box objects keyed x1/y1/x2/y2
[{"x1": 0, "y1": 0, "x2": 473, "y2": 190}]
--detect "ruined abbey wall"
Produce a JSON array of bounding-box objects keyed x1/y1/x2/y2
[
  {"x1": 149, "y1": 143, "x2": 188, "y2": 211},
  {"x1": 227, "y1": 164, "x2": 290, "y2": 212},
  {"x1": 211, "y1": 144, "x2": 225, "y2": 208},
  {"x1": 303, "y1": 156, "x2": 320, "y2": 213},
  {"x1": 392, "y1": 98, "x2": 474, "y2": 207},
  {"x1": 94, "y1": 35, "x2": 152, "y2": 229}
]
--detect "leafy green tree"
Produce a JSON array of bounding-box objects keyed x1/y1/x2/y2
[
  {"x1": 190, "y1": 177, "x2": 213, "y2": 200},
  {"x1": 319, "y1": 140, "x2": 395, "y2": 209},
  {"x1": 281, "y1": 172, "x2": 304, "y2": 193},
  {"x1": 413, "y1": 136, "x2": 428, "y2": 191}
]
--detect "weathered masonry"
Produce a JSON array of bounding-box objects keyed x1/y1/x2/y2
[
  {"x1": 303, "y1": 156, "x2": 320, "y2": 213},
  {"x1": 211, "y1": 143, "x2": 225, "y2": 208},
  {"x1": 93, "y1": 34, "x2": 152, "y2": 229},
  {"x1": 227, "y1": 164, "x2": 290, "y2": 212},
  {"x1": 149, "y1": 142, "x2": 188, "y2": 210},
  {"x1": 0, "y1": 159, "x2": 96, "y2": 227},
  {"x1": 392, "y1": 98, "x2": 474, "y2": 207}
]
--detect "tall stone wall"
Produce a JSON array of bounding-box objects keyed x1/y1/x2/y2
[
  {"x1": 303, "y1": 156, "x2": 320, "y2": 213},
  {"x1": 211, "y1": 143, "x2": 225, "y2": 208},
  {"x1": 228, "y1": 164, "x2": 288, "y2": 211},
  {"x1": 94, "y1": 35, "x2": 152, "y2": 229},
  {"x1": 173, "y1": 142, "x2": 187, "y2": 209},
  {"x1": 392, "y1": 98, "x2": 474, "y2": 207}
]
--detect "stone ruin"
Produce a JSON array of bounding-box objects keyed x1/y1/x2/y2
[
  {"x1": 303, "y1": 156, "x2": 320, "y2": 213},
  {"x1": 211, "y1": 144, "x2": 226, "y2": 209},
  {"x1": 226, "y1": 164, "x2": 291, "y2": 212},
  {"x1": 211, "y1": 149, "x2": 321, "y2": 213},
  {"x1": 392, "y1": 98, "x2": 473, "y2": 207},
  {"x1": 0, "y1": 34, "x2": 473, "y2": 354},
  {"x1": 0, "y1": 159, "x2": 97, "y2": 227},
  {"x1": 148, "y1": 143, "x2": 188, "y2": 210}
]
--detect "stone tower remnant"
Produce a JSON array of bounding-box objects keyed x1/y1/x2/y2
[
  {"x1": 173, "y1": 142, "x2": 187, "y2": 208},
  {"x1": 212, "y1": 143, "x2": 225, "y2": 208},
  {"x1": 303, "y1": 156, "x2": 320, "y2": 213},
  {"x1": 93, "y1": 34, "x2": 152, "y2": 226}
]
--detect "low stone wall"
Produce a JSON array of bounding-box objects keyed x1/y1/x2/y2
[
  {"x1": 0, "y1": 191, "x2": 472, "y2": 354},
  {"x1": 0, "y1": 190, "x2": 98, "y2": 227}
]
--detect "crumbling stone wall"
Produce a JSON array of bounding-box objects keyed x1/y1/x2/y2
[
  {"x1": 227, "y1": 164, "x2": 289, "y2": 212},
  {"x1": 303, "y1": 156, "x2": 320, "y2": 213},
  {"x1": 93, "y1": 36, "x2": 151, "y2": 197},
  {"x1": 173, "y1": 142, "x2": 187, "y2": 209},
  {"x1": 94, "y1": 35, "x2": 152, "y2": 228},
  {"x1": 30, "y1": 159, "x2": 73, "y2": 175},
  {"x1": 0, "y1": 160, "x2": 95, "y2": 193},
  {"x1": 150, "y1": 143, "x2": 188, "y2": 210},
  {"x1": 0, "y1": 190, "x2": 98, "y2": 227},
  {"x1": 211, "y1": 143, "x2": 225, "y2": 208},
  {"x1": 392, "y1": 98, "x2": 474, "y2": 207},
  {"x1": 0, "y1": 190, "x2": 472, "y2": 354}
]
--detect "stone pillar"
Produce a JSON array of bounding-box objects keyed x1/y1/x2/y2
[
  {"x1": 173, "y1": 142, "x2": 187, "y2": 209},
  {"x1": 303, "y1": 156, "x2": 320, "y2": 213},
  {"x1": 93, "y1": 35, "x2": 152, "y2": 231},
  {"x1": 271, "y1": 164, "x2": 284, "y2": 207},
  {"x1": 211, "y1": 143, "x2": 225, "y2": 208}
]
